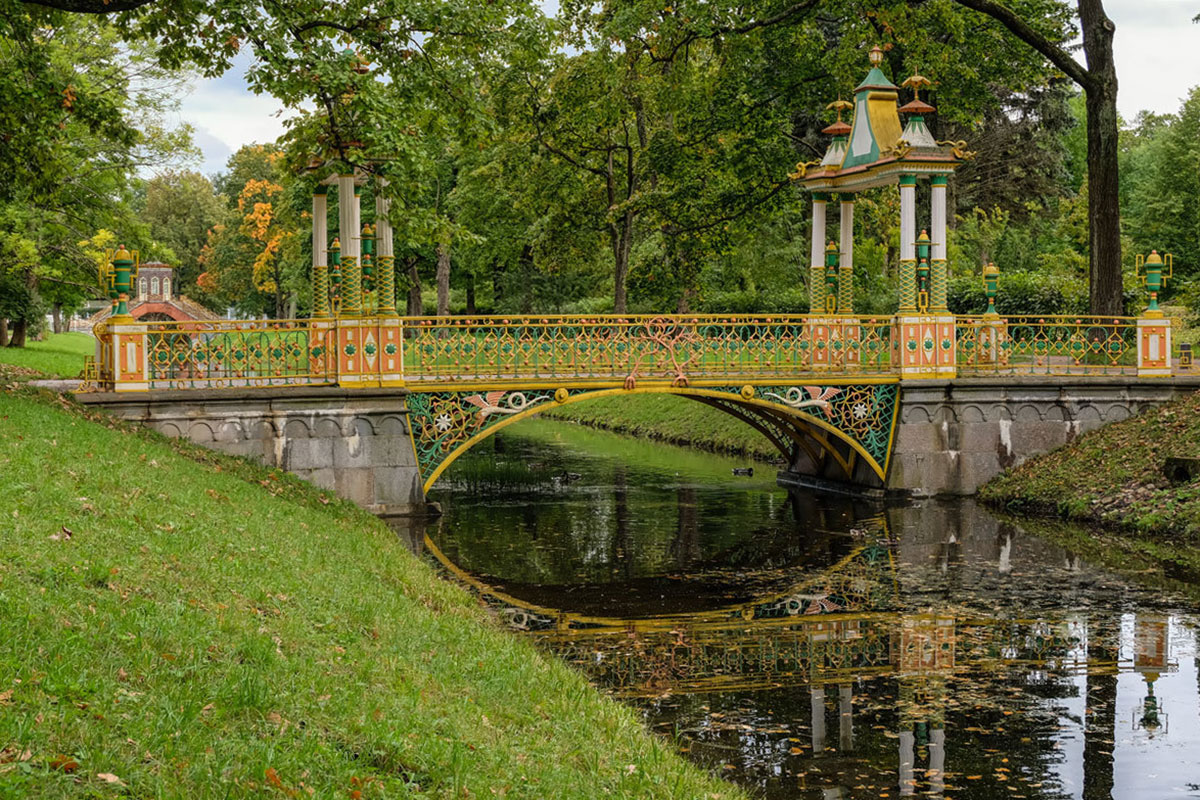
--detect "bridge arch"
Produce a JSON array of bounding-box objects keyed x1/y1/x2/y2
[{"x1": 408, "y1": 382, "x2": 900, "y2": 494}]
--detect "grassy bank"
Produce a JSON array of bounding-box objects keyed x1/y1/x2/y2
[
  {"x1": 543, "y1": 394, "x2": 780, "y2": 462},
  {"x1": 0, "y1": 382, "x2": 742, "y2": 796},
  {"x1": 981, "y1": 389, "x2": 1200, "y2": 575},
  {"x1": 0, "y1": 332, "x2": 94, "y2": 379}
]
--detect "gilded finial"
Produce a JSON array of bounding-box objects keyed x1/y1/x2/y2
[
  {"x1": 869, "y1": 45, "x2": 885, "y2": 67},
  {"x1": 826, "y1": 98, "x2": 852, "y2": 123}
]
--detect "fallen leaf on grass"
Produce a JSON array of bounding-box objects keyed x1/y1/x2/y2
[
  {"x1": 49, "y1": 754, "x2": 78, "y2": 773},
  {"x1": 0, "y1": 690, "x2": 12, "y2": 705},
  {"x1": 49, "y1": 527, "x2": 72, "y2": 541},
  {"x1": 96, "y1": 773, "x2": 123, "y2": 784}
]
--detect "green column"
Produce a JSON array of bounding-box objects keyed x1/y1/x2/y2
[
  {"x1": 329, "y1": 238, "x2": 342, "y2": 316},
  {"x1": 360, "y1": 223, "x2": 375, "y2": 316}
]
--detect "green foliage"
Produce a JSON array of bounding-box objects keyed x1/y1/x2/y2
[
  {"x1": 138, "y1": 170, "x2": 225, "y2": 296},
  {"x1": 0, "y1": 7, "x2": 194, "y2": 338}
]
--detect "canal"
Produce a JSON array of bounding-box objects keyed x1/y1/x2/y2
[{"x1": 392, "y1": 417, "x2": 1200, "y2": 799}]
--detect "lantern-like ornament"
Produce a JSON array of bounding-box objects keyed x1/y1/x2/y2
[
  {"x1": 329, "y1": 237, "x2": 342, "y2": 314},
  {"x1": 108, "y1": 244, "x2": 139, "y2": 319},
  {"x1": 1136, "y1": 250, "x2": 1173, "y2": 316},
  {"x1": 915, "y1": 230, "x2": 932, "y2": 313},
  {"x1": 982, "y1": 262, "x2": 1000, "y2": 317},
  {"x1": 361, "y1": 223, "x2": 375, "y2": 296}
]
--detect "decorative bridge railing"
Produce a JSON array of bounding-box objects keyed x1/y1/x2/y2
[{"x1": 83, "y1": 312, "x2": 1180, "y2": 393}]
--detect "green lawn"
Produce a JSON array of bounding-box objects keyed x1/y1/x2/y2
[
  {"x1": 544, "y1": 393, "x2": 782, "y2": 461},
  {"x1": 0, "y1": 333, "x2": 94, "y2": 379},
  {"x1": 0, "y1": 380, "x2": 742, "y2": 798}
]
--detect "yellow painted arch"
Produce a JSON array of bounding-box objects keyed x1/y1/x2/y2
[
  {"x1": 419, "y1": 384, "x2": 898, "y2": 493},
  {"x1": 421, "y1": 533, "x2": 887, "y2": 632}
]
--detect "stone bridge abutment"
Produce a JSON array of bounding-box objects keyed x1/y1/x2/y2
[
  {"x1": 81, "y1": 377, "x2": 1200, "y2": 514},
  {"x1": 877, "y1": 377, "x2": 1199, "y2": 496},
  {"x1": 79, "y1": 387, "x2": 427, "y2": 516}
]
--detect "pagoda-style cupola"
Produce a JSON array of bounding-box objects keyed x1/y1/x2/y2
[
  {"x1": 793, "y1": 44, "x2": 974, "y2": 337},
  {"x1": 898, "y1": 75, "x2": 939, "y2": 150},
  {"x1": 820, "y1": 99, "x2": 853, "y2": 170},
  {"x1": 842, "y1": 45, "x2": 902, "y2": 171}
]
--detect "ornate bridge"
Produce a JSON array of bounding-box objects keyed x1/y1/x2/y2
[
  {"x1": 78, "y1": 48, "x2": 1188, "y2": 512},
  {"x1": 83, "y1": 309, "x2": 1180, "y2": 502}
]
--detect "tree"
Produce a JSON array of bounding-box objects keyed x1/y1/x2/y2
[
  {"x1": 139, "y1": 170, "x2": 224, "y2": 295},
  {"x1": 198, "y1": 146, "x2": 305, "y2": 318},
  {"x1": 949, "y1": 0, "x2": 1122, "y2": 314},
  {"x1": 0, "y1": 7, "x2": 192, "y2": 345}
]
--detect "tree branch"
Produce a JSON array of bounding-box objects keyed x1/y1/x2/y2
[
  {"x1": 950, "y1": 0, "x2": 1095, "y2": 91},
  {"x1": 21, "y1": 0, "x2": 156, "y2": 13}
]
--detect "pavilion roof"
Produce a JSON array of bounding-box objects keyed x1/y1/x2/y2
[{"x1": 794, "y1": 49, "x2": 969, "y2": 193}]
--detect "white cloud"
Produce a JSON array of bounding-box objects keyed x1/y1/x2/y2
[{"x1": 1107, "y1": 0, "x2": 1200, "y2": 119}]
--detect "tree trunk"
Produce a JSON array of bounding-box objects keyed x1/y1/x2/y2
[
  {"x1": 491, "y1": 259, "x2": 504, "y2": 309},
  {"x1": 1079, "y1": 0, "x2": 1122, "y2": 315},
  {"x1": 0, "y1": 319, "x2": 7, "y2": 347},
  {"x1": 949, "y1": 0, "x2": 1123, "y2": 313},
  {"x1": 406, "y1": 259, "x2": 423, "y2": 317},
  {"x1": 611, "y1": 212, "x2": 634, "y2": 314},
  {"x1": 519, "y1": 246, "x2": 534, "y2": 314},
  {"x1": 52, "y1": 304, "x2": 63, "y2": 335},
  {"x1": 8, "y1": 319, "x2": 27, "y2": 348},
  {"x1": 436, "y1": 241, "x2": 451, "y2": 317},
  {"x1": 465, "y1": 274, "x2": 476, "y2": 316}
]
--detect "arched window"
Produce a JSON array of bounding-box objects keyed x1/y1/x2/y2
[
  {"x1": 139, "y1": 278, "x2": 148, "y2": 300},
  {"x1": 151, "y1": 277, "x2": 160, "y2": 295},
  {"x1": 162, "y1": 277, "x2": 171, "y2": 298}
]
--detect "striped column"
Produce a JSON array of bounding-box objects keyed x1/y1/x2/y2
[
  {"x1": 338, "y1": 174, "x2": 362, "y2": 316},
  {"x1": 375, "y1": 180, "x2": 396, "y2": 316}
]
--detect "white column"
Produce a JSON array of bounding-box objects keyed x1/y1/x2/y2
[
  {"x1": 899, "y1": 729, "x2": 916, "y2": 796},
  {"x1": 313, "y1": 192, "x2": 328, "y2": 268},
  {"x1": 810, "y1": 197, "x2": 827, "y2": 270},
  {"x1": 375, "y1": 179, "x2": 393, "y2": 258},
  {"x1": 931, "y1": 180, "x2": 947, "y2": 261},
  {"x1": 929, "y1": 727, "x2": 946, "y2": 796},
  {"x1": 838, "y1": 684, "x2": 854, "y2": 751},
  {"x1": 839, "y1": 199, "x2": 854, "y2": 271},
  {"x1": 337, "y1": 174, "x2": 356, "y2": 256},
  {"x1": 350, "y1": 186, "x2": 362, "y2": 258},
  {"x1": 811, "y1": 686, "x2": 826, "y2": 755},
  {"x1": 900, "y1": 182, "x2": 916, "y2": 262}
]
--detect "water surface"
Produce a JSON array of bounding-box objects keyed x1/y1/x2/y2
[{"x1": 396, "y1": 418, "x2": 1200, "y2": 799}]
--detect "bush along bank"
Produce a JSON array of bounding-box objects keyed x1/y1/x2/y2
[
  {"x1": 980, "y1": 389, "x2": 1200, "y2": 575},
  {"x1": 542, "y1": 394, "x2": 783, "y2": 463},
  {"x1": 0, "y1": 378, "x2": 744, "y2": 799}
]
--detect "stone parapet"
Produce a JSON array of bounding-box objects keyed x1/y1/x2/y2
[{"x1": 78, "y1": 387, "x2": 428, "y2": 516}]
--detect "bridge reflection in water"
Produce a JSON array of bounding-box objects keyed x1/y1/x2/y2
[{"x1": 388, "y1": 429, "x2": 1200, "y2": 799}]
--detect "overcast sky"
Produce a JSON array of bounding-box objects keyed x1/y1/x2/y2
[{"x1": 174, "y1": 0, "x2": 1200, "y2": 176}]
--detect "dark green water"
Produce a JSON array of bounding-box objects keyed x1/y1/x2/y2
[{"x1": 395, "y1": 418, "x2": 1200, "y2": 799}]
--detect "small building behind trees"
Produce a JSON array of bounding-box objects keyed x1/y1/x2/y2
[{"x1": 89, "y1": 262, "x2": 220, "y2": 326}]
